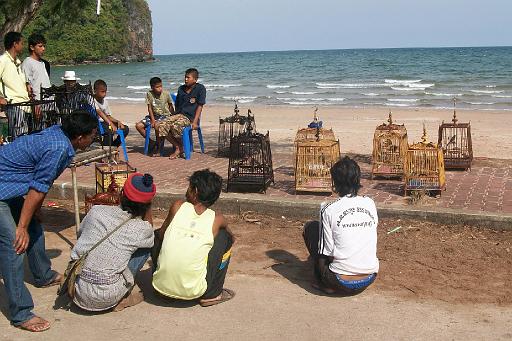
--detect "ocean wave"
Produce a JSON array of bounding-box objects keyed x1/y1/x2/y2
[
  {"x1": 267, "y1": 85, "x2": 291, "y2": 89},
  {"x1": 127, "y1": 85, "x2": 150, "y2": 90},
  {"x1": 391, "y1": 87, "x2": 422, "y2": 91},
  {"x1": 464, "y1": 101, "x2": 496, "y2": 105},
  {"x1": 106, "y1": 96, "x2": 145, "y2": 102},
  {"x1": 134, "y1": 91, "x2": 146, "y2": 94},
  {"x1": 492, "y1": 94, "x2": 512, "y2": 98},
  {"x1": 384, "y1": 79, "x2": 422, "y2": 84},
  {"x1": 238, "y1": 99, "x2": 255, "y2": 103},
  {"x1": 316, "y1": 83, "x2": 387, "y2": 89},
  {"x1": 274, "y1": 90, "x2": 287, "y2": 94},
  {"x1": 387, "y1": 98, "x2": 419, "y2": 102},
  {"x1": 290, "y1": 91, "x2": 318, "y2": 95},
  {"x1": 425, "y1": 92, "x2": 462, "y2": 97},
  {"x1": 205, "y1": 83, "x2": 242, "y2": 88},
  {"x1": 282, "y1": 101, "x2": 330, "y2": 106},
  {"x1": 384, "y1": 103, "x2": 411, "y2": 107},
  {"x1": 327, "y1": 98, "x2": 345, "y2": 101},
  {"x1": 363, "y1": 93, "x2": 379, "y2": 96},
  {"x1": 408, "y1": 83, "x2": 434, "y2": 88},
  {"x1": 485, "y1": 85, "x2": 496, "y2": 88},
  {"x1": 221, "y1": 96, "x2": 258, "y2": 101},
  {"x1": 469, "y1": 90, "x2": 504, "y2": 94},
  {"x1": 277, "y1": 97, "x2": 324, "y2": 102}
]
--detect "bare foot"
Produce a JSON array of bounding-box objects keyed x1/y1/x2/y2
[
  {"x1": 168, "y1": 150, "x2": 181, "y2": 160},
  {"x1": 113, "y1": 285, "x2": 144, "y2": 312},
  {"x1": 15, "y1": 316, "x2": 50, "y2": 332}
]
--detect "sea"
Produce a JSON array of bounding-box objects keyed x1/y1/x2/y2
[{"x1": 51, "y1": 46, "x2": 512, "y2": 111}]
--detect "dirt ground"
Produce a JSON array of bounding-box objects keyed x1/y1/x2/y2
[{"x1": 1, "y1": 200, "x2": 512, "y2": 340}]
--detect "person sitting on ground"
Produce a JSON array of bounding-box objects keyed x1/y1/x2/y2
[
  {"x1": 93, "y1": 79, "x2": 129, "y2": 147},
  {"x1": 135, "y1": 77, "x2": 174, "y2": 155},
  {"x1": 0, "y1": 111, "x2": 97, "y2": 332},
  {"x1": 70, "y1": 173, "x2": 156, "y2": 312},
  {"x1": 159, "y1": 68, "x2": 206, "y2": 159},
  {"x1": 21, "y1": 33, "x2": 51, "y2": 101},
  {"x1": 303, "y1": 156, "x2": 379, "y2": 295},
  {"x1": 152, "y1": 169, "x2": 236, "y2": 306}
]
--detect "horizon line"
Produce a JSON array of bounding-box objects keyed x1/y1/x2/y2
[{"x1": 154, "y1": 45, "x2": 512, "y2": 56}]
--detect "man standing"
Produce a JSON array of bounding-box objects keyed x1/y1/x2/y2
[
  {"x1": 22, "y1": 33, "x2": 51, "y2": 101},
  {"x1": 0, "y1": 32, "x2": 32, "y2": 138},
  {"x1": 0, "y1": 111, "x2": 97, "y2": 332}
]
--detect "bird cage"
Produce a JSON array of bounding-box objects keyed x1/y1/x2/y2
[
  {"x1": 227, "y1": 119, "x2": 274, "y2": 193},
  {"x1": 371, "y1": 112, "x2": 408, "y2": 180},
  {"x1": 42, "y1": 82, "x2": 95, "y2": 116},
  {"x1": 95, "y1": 161, "x2": 136, "y2": 194},
  {"x1": 85, "y1": 173, "x2": 121, "y2": 213},
  {"x1": 294, "y1": 107, "x2": 336, "y2": 144},
  {"x1": 404, "y1": 125, "x2": 446, "y2": 196},
  {"x1": 295, "y1": 138, "x2": 340, "y2": 193},
  {"x1": 217, "y1": 104, "x2": 256, "y2": 156},
  {"x1": 438, "y1": 99, "x2": 473, "y2": 170}
]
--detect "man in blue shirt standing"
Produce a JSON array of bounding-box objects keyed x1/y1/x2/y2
[{"x1": 0, "y1": 111, "x2": 97, "y2": 332}]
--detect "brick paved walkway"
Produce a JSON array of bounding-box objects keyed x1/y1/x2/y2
[{"x1": 56, "y1": 132, "x2": 512, "y2": 215}]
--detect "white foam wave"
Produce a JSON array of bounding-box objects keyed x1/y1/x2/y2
[
  {"x1": 134, "y1": 91, "x2": 146, "y2": 94},
  {"x1": 106, "y1": 96, "x2": 145, "y2": 102},
  {"x1": 127, "y1": 85, "x2": 150, "y2": 90},
  {"x1": 470, "y1": 90, "x2": 504, "y2": 94},
  {"x1": 387, "y1": 98, "x2": 419, "y2": 102},
  {"x1": 274, "y1": 91, "x2": 287, "y2": 94},
  {"x1": 384, "y1": 79, "x2": 422, "y2": 85},
  {"x1": 492, "y1": 94, "x2": 512, "y2": 98},
  {"x1": 408, "y1": 83, "x2": 434, "y2": 88},
  {"x1": 267, "y1": 85, "x2": 291, "y2": 89},
  {"x1": 316, "y1": 83, "x2": 387, "y2": 89},
  {"x1": 465, "y1": 101, "x2": 496, "y2": 105},
  {"x1": 277, "y1": 97, "x2": 323, "y2": 102},
  {"x1": 425, "y1": 92, "x2": 462, "y2": 97},
  {"x1": 205, "y1": 83, "x2": 242, "y2": 88},
  {"x1": 290, "y1": 91, "x2": 318, "y2": 95},
  {"x1": 283, "y1": 101, "x2": 328, "y2": 106},
  {"x1": 391, "y1": 87, "x2": 422, "y2": 91},
  {"x1": 221, "y1": 96, "x2": 257, "y2": 101},
  {"x1": 485, "y1": 85, "x2": 496, "y2": 88},
  {"x1": 238, "y1": 99, "x2": 255, "y2": 103},
  {"x1": 327, "y1": 98, "x2": 345, "y2": 102},
  {"x1": 363, "y1": 93, "x2": 379, "y2": 96},
  {"x1": 384, "y1": 103, "x2": 411, "y2": 107}
]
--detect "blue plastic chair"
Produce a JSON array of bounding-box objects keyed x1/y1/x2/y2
[
  {"x1": 182, "y1": 125, "x2": 205, "y2": 160},
  {"x1": 85, "y1": 104, "x2": 129, "y2": 162}
]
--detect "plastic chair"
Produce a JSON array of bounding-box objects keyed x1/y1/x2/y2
[{"x1": 182, "y1": 125, "x2": 205, "y2": 160}]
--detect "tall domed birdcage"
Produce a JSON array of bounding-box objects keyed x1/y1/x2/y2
[
  {"x1": 217, "y1": 103, "x2": 256, "y2": 157},
  {"x1": 404, "y1": 124, "x2": 446, "y2": 196},
  {"x1": 371, "y1": 112, "x2": 408, "y2": 180},
  {"x1": 438, "y1": 98, "x2": 473, "y2": 170}
]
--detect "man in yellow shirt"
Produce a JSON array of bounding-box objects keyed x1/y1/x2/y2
[{"x1": 0, "y1": 32, "x2": 32, "y2": 139}]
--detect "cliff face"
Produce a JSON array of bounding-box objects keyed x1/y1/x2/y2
[{"x1": 22, "y1": 0, "x2": 153, "y2": 64}]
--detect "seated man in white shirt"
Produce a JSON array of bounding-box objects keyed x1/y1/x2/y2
[{"x1": 303, "y1": 156, "x2": 379, "y2": 295}]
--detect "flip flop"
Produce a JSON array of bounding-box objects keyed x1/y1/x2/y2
[
  {"x1": 199, "y1": 288, "x2": 235, "y2": 307},
  {"x1": 39, "y1": 273, "x2": 63, "y2": 288},
  {"x1": 15, "y1": 316, "x2": 50, "y2": 332}
]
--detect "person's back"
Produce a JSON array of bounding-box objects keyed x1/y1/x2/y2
[{"x1": 152, "y1": 201, "x2": 215, "y2": 299}]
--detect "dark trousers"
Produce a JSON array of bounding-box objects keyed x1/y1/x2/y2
[
  {"x1": 100, "y1": 121, "x2": 129, "y2": 147},
  {"x1": 152, "y1": 229, "x2": 233, "y2": 300},
  {"x1": 303, "y1": 221, "x2": 375, "y2": 295}
]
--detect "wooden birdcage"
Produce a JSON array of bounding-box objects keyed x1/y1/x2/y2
[
  {"x1": 217, "y1": 104, "x2": 256, "y2": 156},
  {"x1": 371, "y1": 112, "x2": 408, "y2": 180},
  {"x1": 438, "y1": 99, "x2": 473, "y2": 170},
  {"x1": 95, "y1": 161, "x2": 136, "y2": 194},
  {"x1": 85, "y1": 174, "x2": 121, "y2": 213},
  {"x1": 227, "y1": 120, "x2": 274, "y2": 193},
  {"x1": 404, "y1": 125, "x2": 446, "y2": 196}
]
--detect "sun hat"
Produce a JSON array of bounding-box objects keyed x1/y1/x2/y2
[
  {"x1": 61, "y1": 70, "x2": 81, "y2": 81},
  {"x1": 123, "y1": 173, "x2": 156, "y2": 203}
]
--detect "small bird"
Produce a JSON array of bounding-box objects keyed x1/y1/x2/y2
[{"x1": 446, "y1": 134, "x2": 457, "y2": 146}]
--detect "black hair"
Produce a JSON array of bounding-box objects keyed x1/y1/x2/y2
[
  {"x1": 27, "y1": 33, "x2": 46, "y2": 53},
  {"x1": 94, "y1": 79, "x2": 107, "y2": 90},
  {"x1": 4, "y1": 31, "x2": 22, "y2": 50},
  {"x1": 120, "y1": 195, "x2": 151, "y2": 218},
  {"x1": 189, "y1": 169, "x2": 222, "y2": 207},
  {"x1": 330, "y1": 156, "x2": 361, "y2": 197},
  {"x1": 185, "y1": 68, "x2": 199, "y2": 79},
  {"x1": 61, "y1": 110, "x2": 98, "y2": 140},
  {"x1": 150, "y1": 77, "x2": 162, "y2": 88}
]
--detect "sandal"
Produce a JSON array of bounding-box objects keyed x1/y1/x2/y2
[
  {"x1": 15, "y1": 316, "x2": 50, "y2": 332},
  {"x1": 39, "y1": 273, "x2": 63, "y2": 288},
  {"x1": 199, "y1": 288, "x2": 235, "y2": 307}
]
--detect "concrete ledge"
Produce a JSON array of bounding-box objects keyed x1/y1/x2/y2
[{"x1": 49, "y1": 181, "x2": 512, "y2": 230}]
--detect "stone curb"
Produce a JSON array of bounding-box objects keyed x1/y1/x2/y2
[{"x1": 49, "y1": 181, "x2": 512, "y2": 230}]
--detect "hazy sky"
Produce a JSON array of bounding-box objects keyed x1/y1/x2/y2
[{"x1": 147, "y1": 0, "x2": 511, "y2": 55}]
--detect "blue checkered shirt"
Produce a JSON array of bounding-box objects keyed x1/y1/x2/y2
[{"x1": 0, "y1": 125, "x2": 75, "y2": 200}]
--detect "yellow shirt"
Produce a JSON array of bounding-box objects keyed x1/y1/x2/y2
[
  {"x1": 0, "y1": 52, "x2": 29, "y2": 104},
  {"x1": 152, "y1": 202, "x2": 215, "y2": 300}
]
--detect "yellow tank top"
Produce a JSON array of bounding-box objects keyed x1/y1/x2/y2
[{"x1": 152, "y1": 202, "x2": 215, "y2": 299}]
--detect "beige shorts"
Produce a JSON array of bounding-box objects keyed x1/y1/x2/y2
[{"x1": 158, "y1": 114, "x2": 191, "y2": 138}]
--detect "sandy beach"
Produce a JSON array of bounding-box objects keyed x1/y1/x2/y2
[{"x1": 110, "y1": 102, "x2": 512, "y2": 159}]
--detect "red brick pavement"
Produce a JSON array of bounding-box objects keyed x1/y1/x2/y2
[{"x1": 56, "y1": 134, "x2": 512, "y2": 215}]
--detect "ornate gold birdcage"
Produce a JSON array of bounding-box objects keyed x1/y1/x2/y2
[
  {"x1": 218, "y1": 104, "x2": 256, "y2": 156},
  {"x1": 438, "y1": 99, "x2": 473, "y2": 170},
  {"x1": 294, "y1": 108, "x2": 340, "y2": 193},
  {"x1": 85, "y1": 174, "x2": 121, "y2": 213},
  {"x1": 404, "y1": 125, "x2": 446, "y2": 196},
  {"x1": 95, "y1": 161, "x2": 136, "y2": 193},
  {"x1": 371, "y1": 112, "x2": 408, "y2": 180}
]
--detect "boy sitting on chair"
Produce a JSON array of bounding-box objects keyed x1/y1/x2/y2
[
  {"x1": 303, "y1": 156, "x2": 379, "y2": 295},
  {"x1": 93, "y1": 79, "x2": 129, "y2": 147},
  {"x1": 159, "y1": 68, "x2": 206, "y2": 159},
  {"x1": 152, "y1": 169, "x2": 235, "y2": 307},
  {"x1": 135, "y1": 77, "x2": 174, "y2": 155}
]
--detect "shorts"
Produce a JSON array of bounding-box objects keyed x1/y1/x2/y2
[{"x1": 158, "y1": 114, "x2": 191, "y2": 138}]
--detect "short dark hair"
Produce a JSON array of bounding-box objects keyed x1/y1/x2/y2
[
  {"x1": 120, "y1": 194, "x2": 151, "y2": 218},
  {"x1": 189, "y1": 169, "x2": 222, "y2": 207},
  {"x1": 150, "y1": 77, "x2": 162, "y2": 88},
  {"x1": 4, "y1": 31, "x2": 22, "y2": 50},
  {"x1": 94, "y1": 79, "x2": 107, "y2": 90},
  {"x1": 61, "y1": 110, "x2": 98, "y2": 140},
  {"x1": 331, "y1": 156, "x2": 361, "y2": 197},
  {"x1": 185, "y1": 68, "x2": 199, "y2": 79},
  {"x1": 27, "y1": 33, "x2": 46, "y2": 53}
]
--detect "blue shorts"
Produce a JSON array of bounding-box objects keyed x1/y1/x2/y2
[{"x1": 335, "y1": 273, "x2": 377, "y2": 291}]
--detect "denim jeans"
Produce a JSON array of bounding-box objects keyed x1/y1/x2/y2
[
  {"x1": 127, "y1": 248, "x2": 150, "y2": 278},
  {"x1": 0, "y1": 197, "x2": 56, "y2": 325}
]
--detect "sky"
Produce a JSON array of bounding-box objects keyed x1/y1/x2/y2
[{"x1": 147, "y1": 0, "x2": 512, "y2": 55}]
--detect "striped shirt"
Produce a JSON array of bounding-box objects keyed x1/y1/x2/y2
[{"x1": 0, "y1": 125, "x2": 75, "y2": 200}]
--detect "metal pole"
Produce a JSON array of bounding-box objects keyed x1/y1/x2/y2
[{"x1": 71, "y1": 166, "x2": 80, "y2": 234}]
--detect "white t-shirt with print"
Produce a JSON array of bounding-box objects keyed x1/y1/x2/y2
[
  {"x1": 94, "y1": 97, "x2": 112, "y2": 122},
  {"x1": 318, "y1": 195, "x2": 379, "y2": 275}
]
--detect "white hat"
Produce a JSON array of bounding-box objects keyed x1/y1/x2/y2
[{"x1": 61, "y1": 70, "x2": 81, "y2": 81}]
